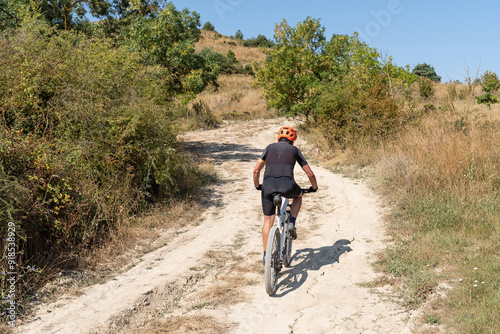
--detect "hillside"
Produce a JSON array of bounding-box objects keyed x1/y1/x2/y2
[
  {"x1": 196, "y1": 30, "x2": 267, "y2": 66},
  {"x1": 193, "y1": 30, "x2": 273, "y2": 119}
]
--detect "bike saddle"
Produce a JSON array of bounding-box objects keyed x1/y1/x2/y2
[{"x1": 272, "y1": 193, "x2": 282, "y2": 206}]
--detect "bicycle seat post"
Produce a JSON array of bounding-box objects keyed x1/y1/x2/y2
[{"x1": 272, "y1": 193, "x2": 282, "y2": 217}]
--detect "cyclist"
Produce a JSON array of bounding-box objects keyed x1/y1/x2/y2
[{"x1": 253, "y1": 126, "x2": 318, "y2": 263}]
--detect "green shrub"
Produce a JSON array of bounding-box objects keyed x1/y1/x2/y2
[
  {"x1": 202, "y1": 21, "x2": 215, "y2": 31},
  {"x1": 412, "y1": 63, "x2": 441, "y2": 82},
  {"x1": 234, "y1": 29, "x2": 243, "y2": 40},
  {"x1": 476, "y1": 93, "x2": 499, "y2": 109},
  {"x1": 315, "y1": 76, "x2": 402, "y2": 147},
  {"x1": 418, "y1": 77, "x2": 435, "y2": 98},
  {"x1": 243, "y1": 34, "x2": 275, "y2": 48},
  {"x1": 0, "y1": 19, "x2": 213, "y2": 315},
  {"x1": 476, "y1": 71, "x2": 500, "y2": 109}
]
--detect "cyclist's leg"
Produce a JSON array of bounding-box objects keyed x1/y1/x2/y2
[
  {"x1": 261, "y1": 179, "x2": 278, "y2": 252},
  {"x1": 290, "y1": 195, "x2": 302, "y2": 219},
  {"x1": 284, "y1": 181, "x2": 302, "y2": 240},
  {"x1": 262, "y1": 214, "x2": 275, "y2": 251},
  {"x1": 285, "y1": 181, "x2": 302, "y2": 219}
]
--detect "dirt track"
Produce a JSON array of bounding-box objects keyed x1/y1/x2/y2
[{"x1": 17, "y1": 119, "x2": 415, "y2": 333}]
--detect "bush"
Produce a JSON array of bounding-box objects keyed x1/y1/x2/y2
[
  {"x1": 412, "y1": 63, "x2": 441, "y2": 82},
  {"x1": 0, "y1": 20, "x2": 213, "y2": 313},
  {"x1": 202, "y1": 21, "x2": 215, "y2": 31},
  {"x1": 243, "y1": 34, "x2": 275, "y2": 48},
  {"x1": 315, "y1": 76, "x2": 402, "y2": 147},
  {"x1": 476, "y1": 71, "x2": 500, "y2": 109},
  {"x1": 198, "y1": 48, "x2": 252, "y2": 76},
  {"x1": 418, "y1": 77, "x2": 435, "y2": 98},
  {"x1": 234, "y1": 29, "x2": 243, "y2": 40},
  {"x1": 476, "y1": 93, "x2": 499, "y2": 109}
]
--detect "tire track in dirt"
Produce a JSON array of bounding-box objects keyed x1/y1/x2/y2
[{"x1": 17, "y1": 119, "x2": 415, "y2": 333}]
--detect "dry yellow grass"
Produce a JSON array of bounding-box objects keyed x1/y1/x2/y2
[
  {"x1": 371, "y1": 80, "x2": 500, "y2": 330},
  {"x1": 196, "y1": 30, "x2": 267, "y2": 66},
  {"x1": 191, "y1": 31, "x2": 274, "y2": 120},
  {"x1": 144, "y1": 315, "x2": 230, "y2": 334},
  {"x1": 194, "y1": 74, "x2": 273, "y2": 119}
]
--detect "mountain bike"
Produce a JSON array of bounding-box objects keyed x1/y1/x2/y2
[{"x1": 264, "y1": 188, "x2": 312, "y2": 296}]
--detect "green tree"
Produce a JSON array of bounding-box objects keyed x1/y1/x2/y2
[
  {"x1": 476, "y1": 70, "x2": 500, "y2": 109},
  {"x1": 123, "y1": 0, "x2": 161, "y2": 17},
  {"x1": 243, "y1": 34, "x2": 274, "y2": 47},
  {"x1": 202, "y1": 21, "x2": 214, "y2": 31},
  {"x1": 255, "y1": 17, "x2": 327, "y2": 120},
  {"x1": 35, "y1": 0, "x2": 112, "y2": 30},
  {"x1": 0, "y1": 0, "x2": 24, "y2": 30},
  {"x1": 234, "y1": 29, "x2": 243, "y2": 40},
  {"x1": 412, "y1": 63, "x2": 441, "y2": 82},
  {"x1": 480, "y1": 70, "x2": 500, "y2": 93},
  {"x1": 125, "y1": 2, "x2": 218, "y2": 97}
]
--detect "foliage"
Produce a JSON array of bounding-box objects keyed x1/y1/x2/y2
[
  {"x1": 418, "y1": 77, "x2": 435, "y2": 98},
  {"x1": 243, "y1": 34, "x2": 274, "y2": 48},
  {"x1": 198, "y1": 48, "x2": 252, "y2": 76},
  {"x1": 124, "y1": 2, "x2": 219, "y2": 97},
  {"x1": 412, "y1": 63, "x2": 441, "y2": 82},
  {"x1": 234, "y1": 29, "x2": 243, "y2": 40},
  {"x1": 121, "y1": 0, "x2": 162, "y2": 17},
  {"x1": 479, "y1": 70, "x2": 500, "y2": 93},
  {"x1": 257, "y1": 17, "x2": 413, "y2": 146},
  {"x1": 0, "y1": 17, "x2": 213, "y2": 312},
  {"x1": 255, "y1": 17, "x2": 328, "y2": 119},
  {"x1": 0, "y1": 0, "x2": 26, "y2": 30},
  {"x1": 201, "y1": 21, "x2": 215, "y2": 31},
  {"x1": 315, "y1": 75, "x2": 401, "y2": 147},
  {"x1": 476, "y1": 71, "x2": 500, "y2": 109},
  {"x1": 475, "y1": 93, "x2": 499, "y2": 109}
]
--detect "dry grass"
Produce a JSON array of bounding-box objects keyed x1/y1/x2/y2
[
  {"x1": 20, "y1": 197, "x2": 211, "y2": 322},
  {"x1": 302, "y1": 74, "x2": 500, "y2": 332},
  {"x1": 196, "y1": 30, "x2": 267, "y2": 66},
  {"x1": 370, "y1": 81, "x2": 500, "y2": 331},
  {"x1": 0, "y1": 324, "x2": 12, "y2": 334},
  {"x1": 89, "y1": 199, "x2": 202, "y2": 270},
  {"x1": 144, "y1": 314, "x2": 230, "y2": 334},
  {"x1": 191, "y1": 30, "x2": 274, "y2": 121},
  {"x1": 142, "y1": 233, "x2": 262, "y2": 332},
  {"x1": 194, "y1": 75, "x2": 274, "y2": 120}
]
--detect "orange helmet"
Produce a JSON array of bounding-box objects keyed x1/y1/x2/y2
[{"x1": 277, "y1": 126, "x2": 297, "y2": 142}]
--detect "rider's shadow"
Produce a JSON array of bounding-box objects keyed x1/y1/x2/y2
[{"x1": 273, "y1": 239, "x2": 353, "y2": 297}]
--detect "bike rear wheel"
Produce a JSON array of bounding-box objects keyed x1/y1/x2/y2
[
  {"x1": 283, "y1": 235, "x2": 293, "y2": 267},
  {"x1": 283, "y1": 210, "x2": 293, "y2": 267},
  {"x1": 264, "y1": 226, "x2": 280, "y2": 295}
]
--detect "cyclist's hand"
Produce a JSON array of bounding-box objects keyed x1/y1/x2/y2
[
  {"x1": 308, "y1": 186, "x2": 318, "y2": 193},
  {"x1": 255, "y1": 184, "x2": 262, "y2": 191}
]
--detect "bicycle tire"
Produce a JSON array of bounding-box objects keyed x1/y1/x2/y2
[
  {"x1": 283, "y1": 236, "x2": 293, "y2": 267},
  {"x1": 283, "y1": 211, "x2": 293, "y2": 267},
  {"x1": 264, "y1": 226, "x2": 280, "y2": 295}
]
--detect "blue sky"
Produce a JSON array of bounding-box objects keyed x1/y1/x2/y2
[{"x1": 169, "y1": 0, "x2": 500, "y2": 82}]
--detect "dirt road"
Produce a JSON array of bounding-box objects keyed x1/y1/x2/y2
[{"x1": 18, "y1": 119, "x2": 415, "y2": 333}]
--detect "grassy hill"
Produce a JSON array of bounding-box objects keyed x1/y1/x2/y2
[{"x1": 193, "y1": 30, "x2": 273, "y2": 120}]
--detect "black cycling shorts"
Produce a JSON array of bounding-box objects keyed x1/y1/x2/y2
[{"x1": 261, "y1": 177, "x2": 302, "y2": 216}]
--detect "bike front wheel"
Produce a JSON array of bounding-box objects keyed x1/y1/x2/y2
[{"x1": 264, "y1": 226, "x2": 280, "y2": 295}]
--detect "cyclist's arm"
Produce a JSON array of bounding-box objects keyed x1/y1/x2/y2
[
  {"x1": 302, "y1": 164, "x2": 318, "y2": 189},
  {"x1": 253, "y1": 159, "x2": 265, "y2": 188}
]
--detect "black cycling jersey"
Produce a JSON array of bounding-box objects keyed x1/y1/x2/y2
[
  {"x1": 259, "y1": 141, "x2": 308, "y2": 179},
  {"x1": 259, "y1": 140, "x2": 308, "y2": 216}
]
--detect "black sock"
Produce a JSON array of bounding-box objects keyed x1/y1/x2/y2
[{"x1": 290, "y1": 217, "x2": 296, "y2": 226}]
